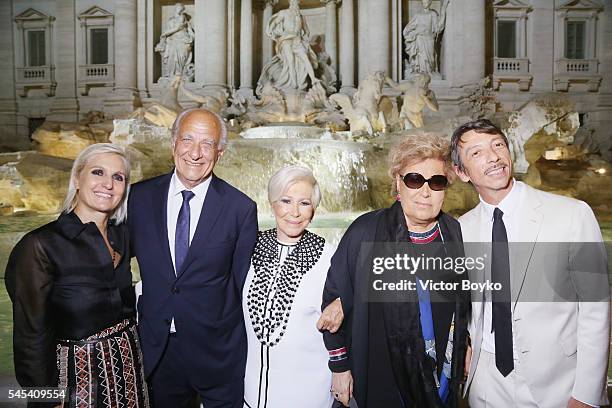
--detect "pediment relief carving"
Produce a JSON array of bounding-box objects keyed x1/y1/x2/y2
[
  {"x1": 78, "y1": 6, "x2": 113, "y2": 20},
  {"x1": 14, "y1": 8, "x2": 55, "y2": 23},
  {"x1": 493, "y1": 0, "x2": 531, "y2": 9},
  {"x1": 557, "y1": 0, "x2": 603, "y2": 11}
]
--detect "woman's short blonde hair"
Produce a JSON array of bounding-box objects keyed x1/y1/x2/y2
[
  {"x1": 388, "y1": 132, "x2": 454, "y2": 193},
  {"x1": 268, "y1": 165, "x2": 322, "y2": 210},
  {"x1": 61, "y1": 143, "x2": 131, "y2": 223}
]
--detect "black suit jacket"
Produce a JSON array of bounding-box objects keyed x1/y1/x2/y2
[{"x1": 128, "y1": 172, "x2": 258, "y2": 384}]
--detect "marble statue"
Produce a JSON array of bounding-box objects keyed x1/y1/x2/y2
[
  {"x1": 403, "y1": 0, "x2": 450, "y2": 76},
  {"x1": 179, "y1": 81, "x2": 229, "y2": 113},
  {"x1": 329, "y1": 71, "x2": 389, "y2": 135},
  {"x1": 246, "y1": 84, "x2": 287, "y2": 125},
  {"x1": 504, "y1": 96, "x2": 579, "y2": 173},
  {"x1": 256, "y1": 0, "x2": 319, "y2": 95},
  {"x1": 386, "y1": 73, "x2": 439, "y2": 129},
  {"x1": 128, "y1": 75, "x2": 182, "y2": 128},
  {"x1": 311, "y1": 35, "x2": 338, "y2": 94},
  {"x1": 155, "y1": 3, "x2": 195, "y2": 80},
  {"x1": 222, "y1": 89, "x2": 249, "y2": 119}
]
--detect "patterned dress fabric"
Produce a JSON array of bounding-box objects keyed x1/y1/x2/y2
[{"x1": 57, "y1": 319, "x2": 150, "y2": 408}]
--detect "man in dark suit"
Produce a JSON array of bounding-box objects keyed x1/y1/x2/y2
[{"x1": 128, "y1": 108, "x2": 258, "y2": 407}]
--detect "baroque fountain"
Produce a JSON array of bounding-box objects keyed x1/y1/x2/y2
[
  {"x1": 2, "y1": 0, "x2": 611, "y2": 254},
  {"x1": 1, "y1": 0, "x2": 611, "y2": 384},
  {"x1": 1, "y1": 0, "x2": 611, "y2": 252}
]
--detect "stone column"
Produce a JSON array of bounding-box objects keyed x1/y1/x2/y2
[
  {"x1": 194, "y1": 0, "x2": 206, "y2": 84},
  {"x1": 593, "y1": 5, "x2": 612, "y2": 161},
  {"x1": 444, "y1": 0, "x2": 484, "y2": 87},
  {"x1": 137, "y1": 0, "x2": 149, "y2": 98},
  {"x1": 322, "y1": 0, "x2": 339, "y2": 75},
  {"x1": 262, "y1": 0, "x2": 278, "y2": 64},
  {"x1": 239, "y1": 0, "x2": 254, "y2": 95},
  {"x1": 104, "y1": 0, "x2": 139, "y2": 116},
  {"x1": 367, "y1": 0, "x2": 391, "y2": 75},
  {"x1": 113, "y1": 0, "x2": 138, "y2": 93},
  {"x1": 357, "y1": 0, "x2": 367, "y2": 81},
  {"x1": 0, "y1": 0, "x2": 20, "y2": 148},
  {"x1": 199, "y1": 0, "x2": 228, "y2": 91},
  {"x1": 339, "y1": 0, "x2": 355, "y2": 92},
  {"x1": 49, "y1": 0, "x2": 79, "y2": 122}
]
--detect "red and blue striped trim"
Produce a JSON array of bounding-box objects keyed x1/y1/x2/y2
[
  {"x1": 409, "y1": 223, "x2": 440, "y2": 244},
  {"x1": 328, "y1": 347, "x2": 348, "y2": 361}
]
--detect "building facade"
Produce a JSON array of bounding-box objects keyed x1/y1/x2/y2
[{"x1": 0, "y1": 0, "x2": 610, "y2": 157}]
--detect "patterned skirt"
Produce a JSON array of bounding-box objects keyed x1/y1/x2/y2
[{"x1": 56, "y1": 319, "x2": 150, "y2": 408}]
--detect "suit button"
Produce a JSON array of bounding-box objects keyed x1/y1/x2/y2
[{"x1": 171, "y1": 287, "x2": 180, "y2": 294}]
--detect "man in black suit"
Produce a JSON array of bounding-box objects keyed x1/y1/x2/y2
[{"x1": 128, "y1": 108, "x2": 258, "y2": 407}]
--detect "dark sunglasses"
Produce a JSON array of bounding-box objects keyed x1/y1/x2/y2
[{"x1": 401, "y1": 173, "x2": 448, "y2": 191}]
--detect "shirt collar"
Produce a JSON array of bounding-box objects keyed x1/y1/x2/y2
[
  {"x1": 169, "y1": 171, "x2": 212, "y2": 199},
  {"x1": 479, "y1": 179, "x2": 522, "y2": 221},
  {"x1": 56, "y1": 211, "x2": 120, "y2": 243}
]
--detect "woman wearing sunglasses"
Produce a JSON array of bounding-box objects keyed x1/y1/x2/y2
[{"x1": 321, "y1": 133, "x2": 470, "y2": 407}]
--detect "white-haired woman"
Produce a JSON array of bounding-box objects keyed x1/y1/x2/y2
[
  {"x1": 5, "y1": 143, "x2": 149, "y2": 407},
  {"x1": 243, "y1": 166, "x2": 335, "y2": 408}
]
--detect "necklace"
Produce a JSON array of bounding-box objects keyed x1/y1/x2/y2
[{"x1": 247, "y1": 229, "x2": 325, "y2": 346}]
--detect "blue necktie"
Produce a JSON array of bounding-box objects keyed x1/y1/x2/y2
[
  {"x1": 492, "y1": 207, "x2": 514, "y2": 376},
  {"x1": 175, "y1": 190, "x2": 195, "y2": 274}
]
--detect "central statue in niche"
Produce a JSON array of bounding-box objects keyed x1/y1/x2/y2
[
  {"x1": 256, "y1": 0, "x2": 319, "y2": 95},
  {"x1": 403, "y1": 0, "x2": 450, "y2": 77},
  {"x1": 155, "y1": 3, "x2": 195, "y2": 81}
]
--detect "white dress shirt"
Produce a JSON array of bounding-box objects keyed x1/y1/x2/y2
[{"x1": 166, "y1": 172, "x2": 211, "y2": 332}]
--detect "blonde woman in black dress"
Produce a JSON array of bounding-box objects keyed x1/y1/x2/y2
[{"x1": 5, "y1": 143, "x2": 149, "y2": 407}]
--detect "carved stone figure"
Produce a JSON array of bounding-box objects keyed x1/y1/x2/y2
[
  {"x1": 179, "y1": 81, "x2": 229, "y2": 113},
  {"x1": 329, "y1": 71, "x2": 390, "y2": 135},
  {"x1": 222, "y1": 89, "x2": 249, "y2": 119},
  {"x1": 311, "y1": 35, "x2": 337, "y2": 94},
  {"x1": 245, "y1": 84, "x2": 287, "y2": 126},
  {"x1": 256, "y1": 0, "x2": 319, "y2": 95},
  {"x1": 128, "y1": 75, "x2": 182, "y2": 128},
  {"x1": 155, "y1": 3, "x2": 195, "y2": 80},
  {"x1": 505, "y1": 96, "x2": 579, "y2": 173},
  {"x1": 386, "y1": 73, "x2": 439, "y2": 129},
  {"x1": 403, "y1": 0, "x2": 450, "y2": 76}
]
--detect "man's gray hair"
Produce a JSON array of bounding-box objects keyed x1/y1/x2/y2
[
  {"x1": 171, "y1": 108, "x2": 228, "y2": 151},
  {"x1": 61, "y1": 143, "x2": 131, "y2": 223},
  {"x1": 268, "y1": 165, "x2": 322, "y2": 210}
]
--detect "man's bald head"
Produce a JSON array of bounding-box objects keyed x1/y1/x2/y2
[{"x1": 171, "y1": 108, "x2": 228, "y2": 151}]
